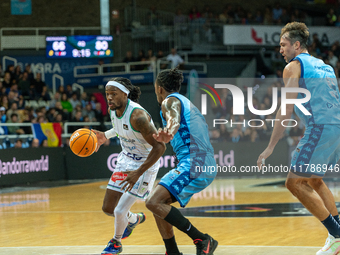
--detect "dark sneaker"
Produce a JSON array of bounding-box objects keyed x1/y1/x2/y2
[
  {"x1": 193, "y1": 234, "x2": 218, "y2": 255},
  {"x1": 122, "y1": 212, "x2": 146, "y2": 239},
  {"x1": 101, "y1": 238, "x2": 122, "y2": 254}
]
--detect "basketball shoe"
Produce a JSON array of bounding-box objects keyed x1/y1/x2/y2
[
  {"x1": 193, "y1": 234, "x2": 218, "y2": 255},
  {"x1": 122, "y1": 212, "x2": 146, "y2": 239},
  {"x1": 316, "y1": 234, "x2": 340, "y2": 255},
  {"x1": 101, "y1": 238, "x2": 122, "y2": 255}
]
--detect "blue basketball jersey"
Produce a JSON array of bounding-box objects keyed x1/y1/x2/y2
[
  {"x1": 160, "y1": 93, "x2": 214, "y2": 161},
  {"x1": 291, "y1": 53, "x2": 340, "y2": 126}
]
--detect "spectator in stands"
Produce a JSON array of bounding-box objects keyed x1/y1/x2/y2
[
  {"x1": 0, "y1": 95, "x2": 9, "y2": 111},
  {"x1": 123, "y1": 50, "x2": 135, "y2": 63},
  {"x1": 166, "y1": 48, "x2": 184, "y2": 69},
  {"x1": 37, "y1": 115, "x2": 46, "y2": 123},
  {"x1": 47, "y1": 108, "x2": 57, "y2": 122},
  {"x1": 280, "y1": 8, "x2": 290, "y2": 25},
  {"x1": 40, "y1": 86, "x2": 51, "y2": 101},
  {"x1": 69, "y1": 92, "x2": 81, "y2": 109},
  {"x1": 7, "y1": 113, "x2": 24, "y2": 135},
  {"x1": 335, "y1": 16, "x2": 340, "y2": 27},
  {"x1": 80, "y1": 92, "x2": 89, "y2": 108},
  {"x1": 55, "y1": 113, "x2": 63, "y2": 123},
  {"x1": 6, "y1": 102, "x2": 20, "y2": 121},
  {"x1": 89, "y1": 94, "x2": 97, "y2": 109},
  {"x1": 7, "y1": 91, "x2": 19, "y2": 108},
  {"x1": 60, "y1": 92, "x2": 73, "y2": 114},
  {"x1": 31, "y1": 138, "x2": 40, "y2": 148},
  {"x1": 82, "y1": 103, "x2": 96, "y2": 121},
  {"x1": 326, "y1": 8, "x2": 337, "y2": 26},
  {"x1": 244, "y1": 11, "x2": 255, "y2": 24},
  {"x1": 3, "y1": 71, "x2": 12, "y2": 89},
  {"x1": 263, "y1": 5, "x2": 273, "y2": 25},
  {"x1": 24, "y1": 64, "x2": 34, "y2": 83},
  {"x1": 18, "y1": 71, "x2": 31, "y2": 98},
  {"x1": 189, "y1": 6, "x2": 201, "y2": 21},
  {"x1": 0, "y1": 81, "x2": 4, "y2": 97},
  {"x1": 219, "y1": 8, "x2": 230, "y2": 24},
  {"x1": 147, "y1": 6, "x2": 159, "y2": 26},
  {"x1": 229, "y1": 128, "x2": 243, "y2": 143},
  {"x1": 272, "y1": 2, "x2": 282, "y2": 23},
  {"x1": 41, "y1": 139, "x2": 48, "y2": 147},
  {"x1": 0, "y1": 63, "x2": 3, "y2": 78},
  {"x1": 14, "y1": 139, "x2": 23, "y2": 149},
  {"x1": 328, "y1": 50, "x2": 338, "y2": 68},
  {"x1": 6, "y1": 65, "x2": 15, "y2": 83},
  {"x1": 94, "y1": 102, "x2": 104, "y2": 122},
  {"x1": 234, "y1": 5, "x2": 246, "y2": 24},
  {"x1": 69, "y1": 110, "x2": 83, "y2": 133},
  {"x1": 0, "y1": 106, "x2": 8, "y2": 135},
  {"x1": 65, "y1": 84, "x2": 73, "y2": 98},
  {"x1": 17, "y1": 95, "x2": 25, "y2": 110},
  {"x1": 50, "y1": 91, "x2": 61, "y2": 108},
  {"x1": 136, "y1": 49, "x2": 145, "y2": 62},
  {"x1": 31, "y1": 73, "x2": 46, "y2": 98},
  {"x1": 254, "y1": 10, "x2": 263, "y2": 24},
  {"x1": 14, "y1": 65, "x2": 23, "y2": 84},
  {"x1": 174, "y1": 8, "x2": 188, "y2": 25},
  {"x1": 145, "y1": 49, "x2": 157, "y2": 70}
]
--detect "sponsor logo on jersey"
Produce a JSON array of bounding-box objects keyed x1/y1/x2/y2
[{"x1": 123, "y1": 124, "x2": 129, "y2": 130}]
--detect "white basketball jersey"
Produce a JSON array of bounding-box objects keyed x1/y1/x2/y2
[{"x1": 109, "y1": 99, "x2": 154, "y2": 160}]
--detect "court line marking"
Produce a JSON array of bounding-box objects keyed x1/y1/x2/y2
[{"x1": 0, "y1": 245, "x2": 321, "y2": 249}]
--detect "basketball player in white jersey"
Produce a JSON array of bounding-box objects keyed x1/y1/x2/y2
[{"x1": 92, "y1": 77, "x2": 166, "y2": 255}]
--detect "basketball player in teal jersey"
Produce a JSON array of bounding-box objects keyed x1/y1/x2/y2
[
  {"x1": 92, "y1": 77, "x2": 166, "y2": 254},
  {"x1": 257, "y1": 22, "x2": 340, "y2": 255},
  {"x1": 146, "y1": 68, "x2": 218, "y2": 255}
]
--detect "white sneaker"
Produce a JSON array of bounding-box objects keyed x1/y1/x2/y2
[{"x1": 316, "y1": 234, "x2": 340, "y2": 255}]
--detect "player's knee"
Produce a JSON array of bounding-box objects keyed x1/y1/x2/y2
[
  {"x1": 308, "y1": 178, "x2": 323, "y2": 190},
  {"x1": 113, "y1": 206, "x2": 124, "y2": 218},
  {"x1": 285, "y1": 178, "x2": 298, "y2": 194},
  {"x1": 145, "y1": 196, "x2": 157, "y2": 211},
  {"x1": 102, "y1": 204, "x2": 114, "y2": 216}
]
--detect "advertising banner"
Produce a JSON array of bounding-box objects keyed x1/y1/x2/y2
[
  {"x1": 0, "y1": 147, "x2": 65, "y2": 187},
  {"x1": 223, "y1": 25, "x2": 340, "y2": 47}
]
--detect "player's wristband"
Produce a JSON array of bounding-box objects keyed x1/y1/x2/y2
[{"x1": 104, "y1": 128, "x2": 116, "y2": 139}]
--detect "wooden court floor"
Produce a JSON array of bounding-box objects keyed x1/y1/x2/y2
[{"x1": 1, "y1": 178, "x2": 339, "y2": 255}]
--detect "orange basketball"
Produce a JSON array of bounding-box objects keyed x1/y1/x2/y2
[{"x1": 69, "y1": 128, "x2": 98, "y2": 157}]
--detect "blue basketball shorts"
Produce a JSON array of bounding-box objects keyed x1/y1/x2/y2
[
  {"x1": 159, "y1": 153, "x2": 217, "y2": 207},
  {"x1": 290, "y1": 124, "x2": 340, "y2": 177}
]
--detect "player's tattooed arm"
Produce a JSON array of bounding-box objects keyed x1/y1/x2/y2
[
  {"x1": 152, "y1": 97, "x2": 181, "y2": 143},
  {"x1": 121, "y1": 110, "x2": 165, "y2": 192}
]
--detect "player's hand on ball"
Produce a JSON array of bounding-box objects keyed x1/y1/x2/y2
[
  {"x1": 152, "y1": 128, "x2": 173, "y2": 143},
  {"x1": 120, "y1": 171, "x2": 141, "y2": 192},
  {"x1": 91, "y1": 129, "x2": 106, "y2": 152}
]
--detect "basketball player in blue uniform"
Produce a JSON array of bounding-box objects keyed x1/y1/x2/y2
[
  {"x1": 93, "y1": 77, "x2": 166, "y2": 254},
  {"x1": 146, "y1": 68, "x2": 218, "y2": 255},
  {"x1": 257, "y1": 22, "x2": 340, "y2": 255}
]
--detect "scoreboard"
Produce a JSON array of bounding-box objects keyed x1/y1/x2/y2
[{"x1": 46, "y1": 35, "x2": 113, "y2": 58}]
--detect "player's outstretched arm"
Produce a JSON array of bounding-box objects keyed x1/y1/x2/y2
[
  {"x1": 257, "y1": 61, "x2": 300, "y2": 169},
  {"x1": 153, "y1": 97, "x2": 181, "y2": 143},
  {"x1": 120, "y1": 109, "x2": 166, "y2": 192}
]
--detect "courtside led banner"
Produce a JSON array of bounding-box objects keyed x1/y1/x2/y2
[{"x1": 223, "y1": 25, "x2": 340, "y2": 46}]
